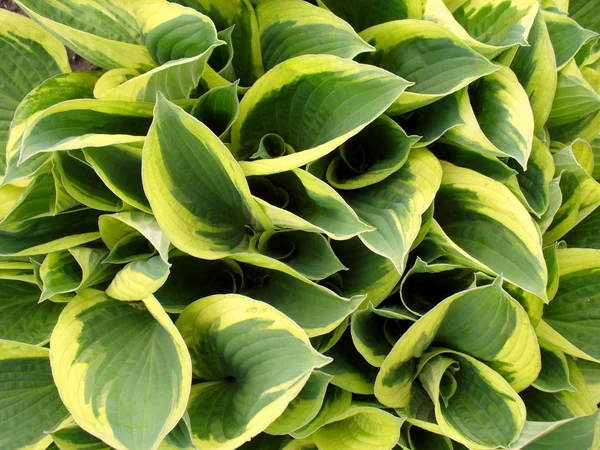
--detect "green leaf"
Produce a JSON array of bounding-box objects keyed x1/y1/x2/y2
[
  {"x1": 191, "y1": 82, "x2": 240, "y2": 139},
  {"x1": 15, "y1": 0, "x2": 154, "y2": 70},
  {"x1": 538, "y1": 248, "x2": 600, "y2": 363},
  {"x1": 0, "y1": 340, "x2": 69, "y2": 450},
  {"x1": 518, "y1": 411, "x2": 600, "y2": 450},
  {"x1": 0, "y1": 9, "x2": 69, "y2": 178},
  {"x1": 433, "y1": 161, "x2": 548, "y2": 300},
  {"x1": 342, "y1": 148, "x2": 442, "y2": 274},
  {"x1": 256, "y1": 0, "x2": 373, "y2": 70},
  {"x1": 143, "y1": 94, "x2": 270, "y2": 260},
  {"x1": 318, "y1": 0, "x2": 421, "y2": 32},
  {"x1": 543, "y1": 171, "x2": 581, "y2": 245},
  {"x1": 542, "y1": 10, "x2": 598, "y2": 70},
  {"x1": 51, "y1": 290, "x2": 192, "y2": 450},
  {"x1": 563, "y1": 205, "x2": 600, "y2": 249},
  {"x1": 231, "y1": 54, "x2": 411, "y2": 174},
  {"x1": 325, "y1": 115, "x2": 419, "y2": 190},
  {"x1": 176, "y1": 294, "x2": 329, "y2": 449},
  {"x1": 511, "y1": 11, "x2": 558, "y2": 132},
  {"x1": 249, "y1": 169, "x2": 371, "y2": 240},
  {"x1": 576, "y1": 360, "x2": 600, "y2": 404},
  {"x1": 106, "y1": 256, "x2": 170, "y2": 301},
  {"x1": 533, "y1": 339, "x2": 575, "y2": 393},
  {"x1": 358, "y1": 20, "x2": 498, "y2": 114}
]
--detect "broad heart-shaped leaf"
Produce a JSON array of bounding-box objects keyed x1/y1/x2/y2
[
  {"x1": 191, "y1": 83, "x2": 240, "y2": 140},
  {"x1": 318, "y1": 0, "x2": 421, "y2": 32},
  {"x1": 170, "y1": 0, "x2": 264, "y2": 86},
  {"x1": 231, "y1": 54, "x2": 411, "y2": 175},
  {"x1": 312, "y1": 405, "x2": 403, "y2": 450},
  {"x1": 99, "y1": 211, "x2": 170, "y2": 263},
  {"x1": 0, "y1": 340, "x2": 69, "y2": 450},
  {"x1": 376, "y1": 279, "x2": 540, "y2": 409},
  {"x1": 50, "y1": 290, "x2": 192, "y2": 450},
  {"x1": 542, "y1": 10, "x2": 598, "y2": 70},
  {"x1": 467, "y1": 65, "x2": 534, "y2": 169},
  {"x1": 399, "y1": 258, "x2": 475, "y2": 316},
  {"x1": 507, "y1": 136, "x2": 555, "y2": 217},
  {"x1": 239, "y1": 264, "x2": 364, "y2": 337},
  {"x1": 0, "y1": 9, "x2": 69, "y2": 177},
  {"x1": 83, "y1": 143, "x2": 150, "y2": 213},
  {"x1": 249, "y1": 169, "x2": 370, "y2": 240},
  {"x1": 433, "y1": 161, "x2": 548, "y2": 301},
  {"x1": 143, "y1": 94, "x2": 270, "y2": 260},
  {"x1": 266, "y1": 371, "x2": 333, "y2": 435},
  {"x1": 19, "y1": 100, "x2": 155, "y2": 164},
  {"x1": 511, "y1": 11, "x2": 557, "y2": 133},
  {"x1": 39, "y1": 247, "x2": 118, "y2": 301},
  {"x1": 176, "y1": 294, "x2": 329, "y2": 450},
  {"x1": 0, "y1": 209, "x2": 101, "y2": 257},
  {"x1": 256, "y1": 0, "x2": 374, "y2": 70},
  {"x1": 422, "y1": 0, "x2": 538, "y2": 58},
  {"x1": 357, "y1": 20, "x2": 498, "y2": 115},
  {"x1": 341, "y1": 147, "x2": 442, "y2": 274},
  {"x1": 547, "y1": 60, "x2": 600, "y2": 144},
  {"x1": 329, "y1": 237, "x2": 401, "y2": 308},
  {"x1": 3, "y1": 71, "x2": 101, "y2": 186},
  {"x1": 14, "y1": 0, "x2": 155, "y2": 70},
  {"x1": 106, "y1": 256, "x2": 170, "y2": 301},
  {"x1": 154, "y1": 253, "x2": 243, "y2": 313},
  {"x1": 0, "y1": 278, "x2": 63, "y2": 344},
  {"x1": 537, "y1": 248, "x2": 600, "y2": 363},
  {"x1": 325, "y1": 115, "x2": 420, "y2": 190}
]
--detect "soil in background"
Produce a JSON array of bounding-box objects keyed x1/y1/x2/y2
[{"x1": 1, "y1": 0, "x2": 100, "y2": 72}]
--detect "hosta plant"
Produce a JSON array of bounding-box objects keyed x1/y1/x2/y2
[{"x1": 1, "y1": 0, "x2": 600, "y2": 449}]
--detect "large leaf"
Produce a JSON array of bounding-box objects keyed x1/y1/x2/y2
[
  {"x1": 176, "y1": 294, "x2": 329, "y2": 449},
  {"x1": 432, "y1": 161, "x2": 548, "y2": 300},
  {"x1": 0, "y1": 9, "x2": 69, "y2": 177},
  {"x1": 0, "y1": 340, "x2": 69, "y2": 450},
  {"x1": 358, "y1": 20, "x2": 498, "y2": 114},
  {"x1": 318, "y1": 0, "x2": 421, "y2": 32},
  {"x1": 230, "y1": 54, "x2": 411, "y2": 175},
  {"x1": 143, "y1": 94, "x2": 269, "y2": 260},
  {"x1": 50, "y1": 290, "x2": 192, "y2": 450},
  {"x1": 15, "y1": 0, "x2": 155, "y2": 70},
  {"x1": 256, "y1": 0, "x2": 373, "y2": 70}
]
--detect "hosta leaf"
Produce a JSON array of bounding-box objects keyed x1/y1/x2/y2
[
  {"x1": 106, "y1": 256, "x2": 170, "y2": 301},
  {"x1": 0, "y1": 209, "x2": 101, "y2": 257},
  {"x1": 538, "y1": 248, "x2": 600, "y2": 363},
  {"x1": 577, "y1": 360, "x2": 600, "y2": 404},
  {"x1": 312, "y1": 406, "x2": 402, "y2": 450},
  {"x1": 231, "y1": 54, "x2": 411, "y2": 174},
  {"x1": 542, "y1": 171, "x2": 581, "y2": 245},
  {"x1": 547, "y1": 60, "x2": 600, "y2": 144},
  {"x1": 266, "y1": 371, "x2": 333, "y2": 435},
  {"x1": 249, "y1": 169, "x2": 370, "y2": 240},
  {"x1": 0, "y1": 9, "x2": 69, "y2": 177},
  {"x1": 51, "y1": 423, "x2": 111, "y2": 450},
  {"x1": 376, "y1": 279, "x2": 540, "y2": 408},
  {"x1": 176, "y1": 294, "x2": 329, "y2": 449},
  {"x1": 542, "y1": 10, "x2": 598, "y2": 70},
  {"x1": 329, "y1": 237, "x2": 401, "y2": 308},
  {"x1": 191, "y1": 83, "x2": 240, "y2": 139},
  {"x1": 3, "y1": 71, "x2": 101, "y2": 185},
  {"x1": 256, "y1": 0, "x2": 373, "y2": 70},
  {"x1": 563, "y1": 206, "x2": 600, "y2": 249},
  {"x1": 0, "y1": 340, "x2": 69, "y2": 450},
  {"x1": 19, "y1": 100, "x2": 154, "y2": 164},
  {"x1": 467, "y1": 65, "x2": 534, "y2": 169},
  {"x1": 532, "y1": 340, "x2": 575, "y2": 393},
  {"x1": 422, "y1": 0, "x2": 539, "y2": 58},
  {"x1": 14, "y1": 0, "x2": 154, "y2": 70},
  {"x1": 83, "y1": 144, "x2": 150, "y2": 213},
  {"x1": 240, "y1": 264, "x2": 363, "y2": 337},
  {"x1": 358, "y1": 20, "x2": 498, "y2": 114},
  {"x1": 342, "y1": 148, "x2": 442, "y2": 273},
  {"x1": 433, "y1": 161, "x2": 548, "y2": 300},
  {"x1": 511, "y1": 10, "x2": 557, "y2": 133},
  {"x1": 154, "y1": 254, "x2": 242, "y2": 312},
  {"x1": 51, "y1": 290, "x2": 192, "y2": 450},
  {"x1": 318, "y1": 0, "x2": 421, "y2": 32},
  {"x1": 517, "y1": 411, "x2": 600, "y2": 450},
  {"x1": 0, "y1": 278, "x2": 63, "y2": 344},
  {"x1": 325, "y1": 115, "x2": 419, "y2": 190},
  {"x1": 143, "y1": 94, "x2": 269, "y2": 260},
  {"x1": 99, "y1": 211, "x2": 170, "y2": 263},
  {"x1": 171, "y1": 0, "x2": 264, "y2": 86}
]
